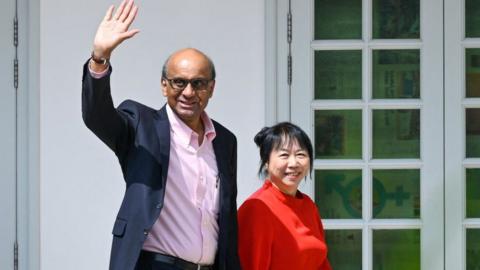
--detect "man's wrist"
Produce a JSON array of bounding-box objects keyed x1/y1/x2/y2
[
  {"x1": 91, "y1": 50, "x2": 110, "y2": 65},
  {"x1": 89, "y1": 58, "x2": 110, "y2": 75}
]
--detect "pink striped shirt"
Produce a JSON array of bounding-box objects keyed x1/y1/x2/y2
[{"x1": 142, "y1": 105, "x2": 220, "y2": 264}]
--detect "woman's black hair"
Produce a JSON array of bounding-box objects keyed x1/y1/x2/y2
[{"x1": 254, "y1": 122, "x2": 314, "y2": 177}]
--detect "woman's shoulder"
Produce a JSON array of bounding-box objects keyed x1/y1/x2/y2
[
  {"x1": 240, "y1": 191, "x2": 269, "y2": 210},
  {"x1": 238, "y1": 198, "x2": 276, "y2": 228},
  {"x1": 238, "y1": 185, "x2": 276, "y2": 214}
]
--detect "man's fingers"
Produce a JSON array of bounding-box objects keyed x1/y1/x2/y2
[
  {"x1": 124, "y1": 5, "x2": 138, "y2": 28},
  {"x1": 119, "y1": 0, "x2": 134, "y2": 22},
  {"x1": 113, "y1": 0, "x2": 127, "y2": 20},
  {"x1": 119, "y1": 29, "x2": 140, "y2": 40},
  {"x1": 104, "y1": 5, "x2": 115, "y2": 21}
]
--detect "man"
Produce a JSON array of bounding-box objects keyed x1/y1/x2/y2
[{"x1": 81, "y1": 1, "x2": 241, "y2": 269}]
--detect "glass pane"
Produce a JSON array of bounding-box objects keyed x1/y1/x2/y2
[
  {"x1": 466, "y1": 169, "x2": 480, "y2": 218},
  {"x1": 467, "y1": 229, "x2": 480, "y2": 270},
  {"x1": 315, "y1": 110, "x2": 362, "y2": 159},
  {"x1": 372, "y1": 0, "x2": 420, "y2": 39},
  {"x1": 314, "y1": 0, "x2": 362, "y2": 40},
  {"x1": 373, "y1": 230, "x2": 420, "y2": 270},
  {"x1": 466, "y1": 109, "x2": 480, "y2": 157},
  {"x1": 315, "y1": 50, "x2": 362, "y2": 99},
  {"x1": 372, "y1": 110, "x2": 420, "y2": 158},
  {"x1": 325, "y1": 230, "x2": 362, "y2": 270},
  {"x1": 466, "y1": 0, "x2": 480, "y2": 37},
  {"x1": 466, "y1": 49, "x2": 480, "y2": 97},
  {"x1": 315, "y1": 170, "x2": 362, "y2": 219},
  {"x1": 372, "y1": 170, "x2": 420, "y2": 219},
  {"x1": 372, "y1": 50, "x2": 420, "y2": 99}
]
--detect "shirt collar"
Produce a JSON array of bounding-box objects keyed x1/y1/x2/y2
[{"x1": 166, "y1": 105, "x2": 216, "y2": 146}]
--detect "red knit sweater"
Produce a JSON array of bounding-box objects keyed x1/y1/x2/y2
[{"x1": 238, "y1": 181, "x2": 332, "y2": 270}]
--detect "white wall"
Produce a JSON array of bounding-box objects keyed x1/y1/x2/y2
[{"x1": 39, "y1": 0, "x2": 265, "y2": 269}]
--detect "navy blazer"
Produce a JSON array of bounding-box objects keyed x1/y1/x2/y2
[{"x1": 81, "y1": 62, "x2": 241, "y2": 270}]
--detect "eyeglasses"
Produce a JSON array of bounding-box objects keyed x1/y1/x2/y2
[{"x1": 163, "y1": 77, "x2": 213, "y2": 92}]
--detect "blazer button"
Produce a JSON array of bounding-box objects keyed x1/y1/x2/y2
[
  {"x1": 144, "y1": 230, "x2": 149, "y2": 236},
  {"x1": 156, "y1": 204, "x2": 161, "y2": 209}
]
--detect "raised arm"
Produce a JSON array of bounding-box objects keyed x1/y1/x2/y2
[
  {"x1": 90, "y1": 0, "x2": 140, "y2": 72},
  {"x1": 82, "y1": 0, "x2": 140, "y2": 156}
]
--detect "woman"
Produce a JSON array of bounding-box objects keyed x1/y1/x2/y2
[{"x1": 238, "y1": 122, "x2": 331, "y2": 270}]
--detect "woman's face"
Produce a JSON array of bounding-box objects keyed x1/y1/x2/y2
[{"x1": 267, "y1": 139, "x2": 310, "y2": 196}]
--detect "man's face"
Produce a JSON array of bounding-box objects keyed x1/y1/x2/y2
[{"x1": 161, "y1": 49, "x2": 215, "y2": 128}]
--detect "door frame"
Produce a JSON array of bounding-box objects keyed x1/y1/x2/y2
[
  {"x1": 1, "y1": 0, "x2": 20, "y2": 266},
  {"x1": 444, "y1": 0, "x2": 480, "y2": 269},
  {"x1": 17, "y1": 0, "x2": 40, "y2": 268}
]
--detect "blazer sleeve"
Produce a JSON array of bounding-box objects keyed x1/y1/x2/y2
[
  {"x1": 81, "y1": 60, "x2": 134, "y2": 158},
  {"x1": 238, "y1": 199, "x2": 274, "y2": 270}
]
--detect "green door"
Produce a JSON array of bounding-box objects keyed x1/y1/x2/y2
[{"x1": 277, "y1": 0, "x2": 444, "y2": 269}]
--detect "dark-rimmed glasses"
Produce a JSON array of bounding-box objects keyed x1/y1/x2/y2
[{"x1": 163, "y1": 77, "x2": 213, "y2": 92}]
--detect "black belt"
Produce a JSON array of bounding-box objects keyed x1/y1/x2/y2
[{"x1": 141, "y1": 250, "x2": 213, "y2": 270}]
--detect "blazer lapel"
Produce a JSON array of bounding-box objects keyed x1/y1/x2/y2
[
  {"x1": 154, "y1": 105, "x2": 171, "y2": 182},
  {"x1": 212, "y1": 128, "x2": 228, "y2": 183}
]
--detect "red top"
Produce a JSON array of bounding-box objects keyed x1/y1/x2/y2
[{"x1": 238, "y1": 181, "x2": 332, "y2": 270}]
